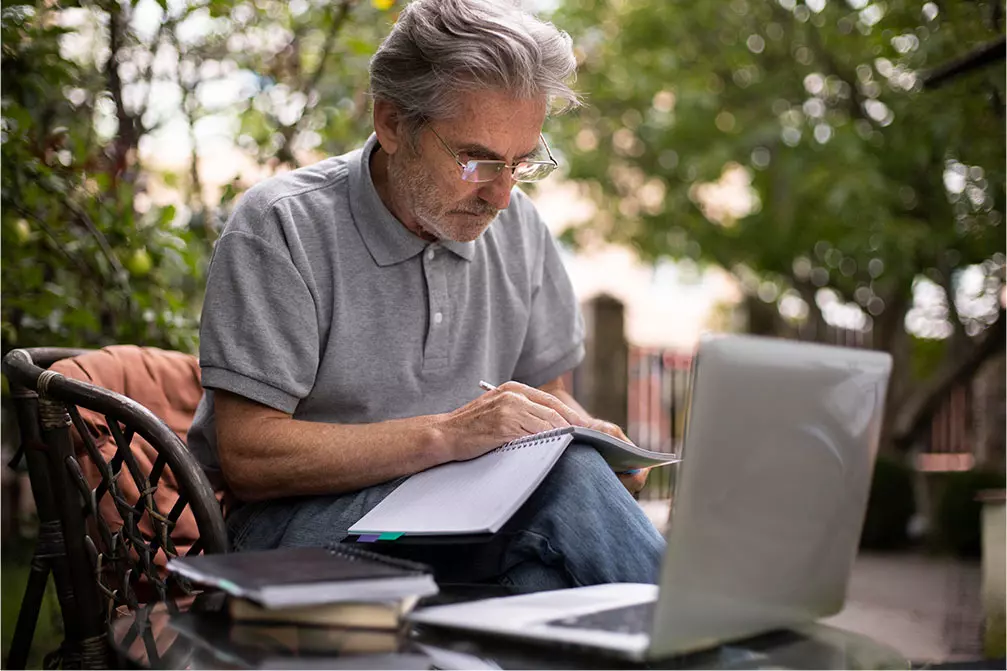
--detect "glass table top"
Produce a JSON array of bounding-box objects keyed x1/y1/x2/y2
[{"x1": 109, "y1": 594, "x2": 909, "y2": 670}]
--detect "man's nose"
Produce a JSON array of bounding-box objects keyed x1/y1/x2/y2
[{"x1": 477, "y1": 171, "x2": 513, "y2": 211}]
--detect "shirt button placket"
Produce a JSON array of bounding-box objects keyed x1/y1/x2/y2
[{"x1": 422, "y1": 245, "x2": 450, "y2": 371}]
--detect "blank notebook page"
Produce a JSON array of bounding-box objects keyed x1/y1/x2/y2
[{"x1": 349, "y1": 433, "x2": 574, "y2": 535}]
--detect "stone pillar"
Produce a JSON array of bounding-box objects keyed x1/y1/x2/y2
[
  {"x1": 580, "y1": 294, "x2": 628, "y2": 429},
  {"x1": 980, "y1": 490, "x2": 1006, "y2": 658}
]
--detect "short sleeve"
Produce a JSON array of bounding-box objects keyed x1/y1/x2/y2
[
  {"x1": 198, "y1": 225, "x2": 319, "y2": 414},
  {"x1": 511, "y1": 225, "x2": 585, "y2": 388}
]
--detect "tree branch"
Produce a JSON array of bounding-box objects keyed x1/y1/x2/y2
[
  {"x1": 303, "y1": 0, "x2": 356, "y2": 96},
  {"x1": 8, "y1": 203, "x2": 96, "y2": 279},
  {"x1": 273, "y1": 0, "x2": 357, "y2": 166},
  {"x1": 105, "y1": 0, "x2": 139, "y2": 179},
  {"x1": 136, "y1": 12, "x2": 176, "y2": 136},
  {"x1": 33, "y1": 176, "x2": 130, "y2": 286},
  {"x1": 891, "y1": 308, "x2": 1006, "y2": 447},
  {"x1": 922, "y1": 35, "x2": 1006, "y2": 89},
  {"x1": 180, "y1": 82, "x2": 206, "y2": 219}
]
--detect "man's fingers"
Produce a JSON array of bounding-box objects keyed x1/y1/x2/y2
[
  {"x1": 518, "y1": 395, "x2": 570, "y2": 429},
  {"x1": 518, "y1": 415, "x2": 560, "y2": 436},
  {"x1": 488, "y1": 389, "x2": 569, "y2": 434},
  {"x1": 497, "y1": 381, "x2": 587, "y2": 426},
  {"x1": 589, "y1": 419, "x2": 633, "y2": 444},
  {"x1": 617, "y1": 468, "x2": 649, "y2": 494}
]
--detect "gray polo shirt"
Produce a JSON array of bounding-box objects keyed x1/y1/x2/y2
[{"x1": 187, "y1": 134, "x2": 585, "y2": 479}]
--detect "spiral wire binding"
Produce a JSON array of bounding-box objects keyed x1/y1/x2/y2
[{"x1": 497, "y1": 426, "x2": 575, "y2": 453}]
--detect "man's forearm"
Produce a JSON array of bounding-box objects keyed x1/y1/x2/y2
[
  {"x1": 217, "y1": 394, "x2": 452, "y2": 502},
  {"x1": 217, "y1": 379, "x2": 605, "y2": 503}
]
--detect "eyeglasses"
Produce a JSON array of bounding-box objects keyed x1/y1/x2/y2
[{"x1": 428, "y1": 126, "x2": 559, "y2": 183}]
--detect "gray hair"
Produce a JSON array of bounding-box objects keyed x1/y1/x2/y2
[{"x1": 369, "y1": 0, "x2": 580, "y2": 137}]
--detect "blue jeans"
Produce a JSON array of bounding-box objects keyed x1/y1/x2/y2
[{"x1": 226, "y1": 444, "x2": 666, "y2": 592}]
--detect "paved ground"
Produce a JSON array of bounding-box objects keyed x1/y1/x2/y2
[
  {"x1": 637, "y1": 498, "x2": 986, "y2": 666},
  {"x1": 822, "y1": 552, "x2": 983, "y2": 665}
]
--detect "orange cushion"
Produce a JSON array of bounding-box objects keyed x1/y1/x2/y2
[{"x1": 49, "y1": 346, "x2": 219, "y2": 588}]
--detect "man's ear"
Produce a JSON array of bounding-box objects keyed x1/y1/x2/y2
[{"x1": 373, "y1": 99, "x2": 405, "y2": 156}]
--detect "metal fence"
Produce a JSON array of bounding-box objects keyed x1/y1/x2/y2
[
  {"x1": 560, "y1": 346, "x2": 692, "y2": 500},
  {"x1": 914, "y1": 381, "x2": 976, "y2": 472},
  {"x1": 626, "y1": 347, "x2": 692, "y2": 500}
]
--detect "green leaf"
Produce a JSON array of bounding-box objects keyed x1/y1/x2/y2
[{"x1": 158, "y1": 204, "x2": 177, "y2": 227}]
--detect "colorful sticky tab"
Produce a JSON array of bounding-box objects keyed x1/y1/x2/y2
[
  {"x1": 356, "y1": 534, "x2": 381, "y2": 543},
  {"x1": 378, "y1": 532, "x2": 404, "y2": 541}
]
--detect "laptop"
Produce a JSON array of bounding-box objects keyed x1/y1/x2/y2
[{"x1": 408, "y1": 333, "x2": 893, "y2": 660}]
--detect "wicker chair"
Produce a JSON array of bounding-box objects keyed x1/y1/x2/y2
[{"x1": 2, "y1": 347, "x2": 228, "y2": 669}]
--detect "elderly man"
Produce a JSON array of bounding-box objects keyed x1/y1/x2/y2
[{"x1": 188, "y1": 0, "x2": 664, "y2": 592}]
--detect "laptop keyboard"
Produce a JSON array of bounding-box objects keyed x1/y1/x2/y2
[{"x1": 545, "y1": 601, "x2": 655, "y2": 635}]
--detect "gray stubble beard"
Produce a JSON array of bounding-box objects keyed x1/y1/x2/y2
[{"x1": 387, "y1": 150, "x2": 498, "y2": 243}]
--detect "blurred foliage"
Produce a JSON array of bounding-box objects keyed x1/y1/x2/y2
[
  {"x1": 859, "y1": 453, "x2": 915, "y2": 550},
  {"x1": 931, "y1": 469, "x2": 1003, "y2": 557},
  {"x1": 1, "y1": 554, "x2": 63, "y2": 669},
  {"x1": 553, "y1": 0, "x2": 1006, "y2": 449},
  {"x1": 909, "y1": 332, "x2": 947, "y2": 381},
  {"x1": 2, "y1": 3, "x2": 205, "y2": 353},
  {"x1": 1, "y1": 0, "x2": 398, "y2": 353}
]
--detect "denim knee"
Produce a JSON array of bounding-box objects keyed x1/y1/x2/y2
[
  {"x1": 227, "y1": 499, "x2": 299, "y2": 551},
  {"x1": 501, "y1": 443, "x2": 666, "y2": 586},
  {"x1": 548, "y1": 443, "x2": 638, "y2": 504}
]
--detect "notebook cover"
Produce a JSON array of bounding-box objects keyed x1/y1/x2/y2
[
  {"x1": 348, "y1": 433, "x2": 573, "y2": 536},
  {"x1": 341, "y1": 533, "x2": 497, "y2": 545},
  {"x1": 167, "y1": 545, "x2": 431, "y2": 592}
]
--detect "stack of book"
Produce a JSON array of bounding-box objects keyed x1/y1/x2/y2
[{"x1": 167, "y1": 545, "x2": 438, "y2": 654}]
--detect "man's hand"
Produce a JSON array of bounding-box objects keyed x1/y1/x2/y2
[
  {"x1": 439, "y1": 381, "x2": 587, "y2": 461},
  {"x1": 441, "y1": 380, "x2": 650, "y2": 494},
  {"x1": 584, "y1": 418, "x2": 650, "y2": 495}
]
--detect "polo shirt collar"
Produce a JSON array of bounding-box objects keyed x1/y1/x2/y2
[
  {"x1": 348, "y1": 134, "x2": 476, "y2": 266},
  {"x1": 439, "y1": 236, "x2": 476, "y2": 262}
]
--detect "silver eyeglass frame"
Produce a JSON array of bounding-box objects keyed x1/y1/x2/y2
[{"x1": 428, "y1": 126, "x2": 559, "y2": 183}]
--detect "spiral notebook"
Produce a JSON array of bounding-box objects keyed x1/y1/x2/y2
[
  {"x1": 166, "y1": 545, "x2": 438, "y2": 608},
  {"x1": 349, "y1": 427, "x2": 680, "y2": 537}
]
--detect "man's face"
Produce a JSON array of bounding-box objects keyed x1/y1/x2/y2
[{"x1": 387, "y1": 90, "x2": 548, "y2": 243}]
